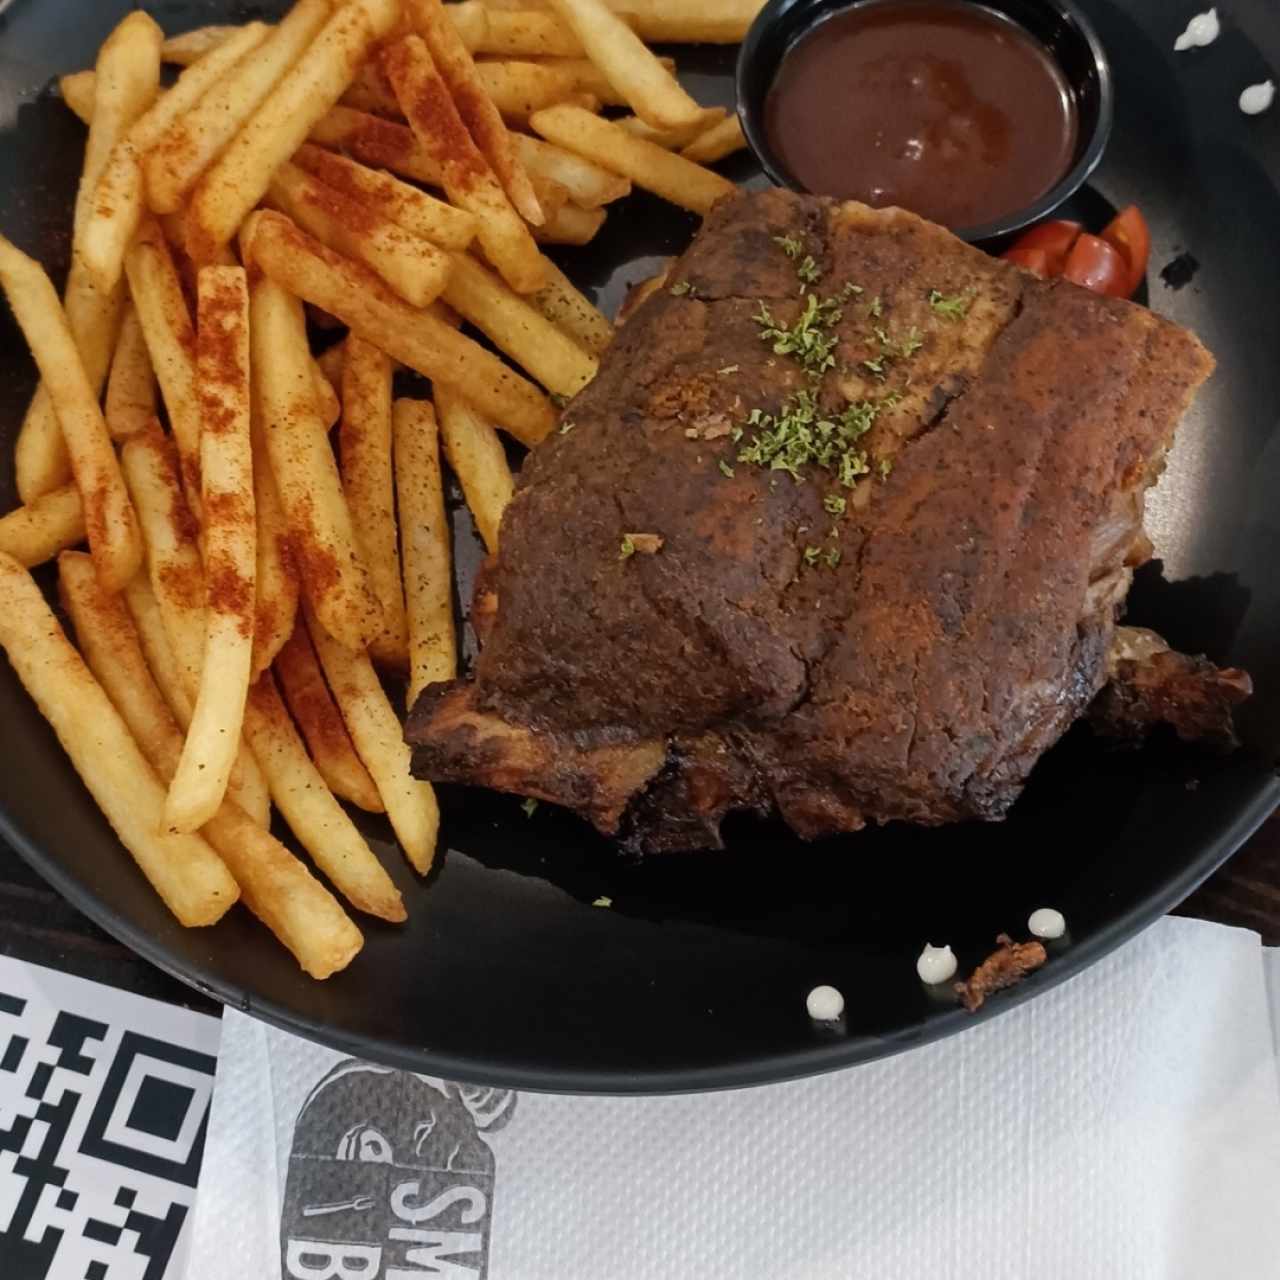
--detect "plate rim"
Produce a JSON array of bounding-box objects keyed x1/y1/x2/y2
[{"x1": 3, "y1": 774, "x2": 1277, "y2": 1094}]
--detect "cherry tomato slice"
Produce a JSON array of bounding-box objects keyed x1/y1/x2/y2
[
  {"x1": 1005, "y1": 219, "x2": 1081, "y2": 274},
  {"x1": 1002, "y1": 246, "x2": 1051, "y2": 277},
  {"x1": 1062, "y1": 233, "x2": 1131, "y2": 297},
  {"x1": 1100, "y1": 204, "x2": 1150, "y2": 296}
]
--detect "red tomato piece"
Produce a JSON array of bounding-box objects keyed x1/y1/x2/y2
[
  {"x1": 1100, "y1": 204, "x2": 1150, "y2": 296},
  {"x1": 1062, "y1": 233, "x2": 1130, "y2": 297},
  {"x1": 1005, "y1": 219, "x2": 1081, "y2": 274},
  {"x1": 1002, "y1": 246, "x2": 1051, "y2": 277}
]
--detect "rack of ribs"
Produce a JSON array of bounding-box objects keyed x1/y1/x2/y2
[{"x1": 406, "y1": 189, "x2": 1244, "y2": 853}]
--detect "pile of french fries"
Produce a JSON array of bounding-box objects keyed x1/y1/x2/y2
[{"x1": 0, "y1": 0, "x2": 757, "y2": 980}]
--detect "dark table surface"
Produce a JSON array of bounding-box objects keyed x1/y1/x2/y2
[{"x1": 2, "y1": 812, "x2": 1278, "y2": 1019}]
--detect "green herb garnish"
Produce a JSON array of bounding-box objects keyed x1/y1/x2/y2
[
  {"x1": 802, "y1": 545, "x2": 822, "y2": 566},
  {"x1": 718, "y1": 364, "x2": 739, "y2": 375},
  {"x1": 825, "y1": 547, "x2": 843, "y2": 569},
  {"x1": 718, "y1": 459, "x2": 735, "y2": 478},
  {"x1": 619, "y1": 535, "x2": 636, "y2": 560},
  {"x1": 559, "y1": 420, "x2": 575, "y2": 434},
  {"x1": 796, "y1": 255, "x2": 822, "y2": 288},
  {"x1": 592, "y1": 896, "x2": 613, "y2": 908},
  {"x1": 521, "y1": 798, "x2": 539, "y2": 818},
  {"x1": 877, "y1": 456, "x2": 894, "y2": 480},
  {"x1": 773, "y1": 233, "x2": 804, "y2": 258},
  {"x1": 754, "y1": 292, "x2": 843, "y2": 378},
  {"x1": 824, "y1": 493, "x2": 846, "y2": 516},
  {"x1": 669, "y1": 280, "x2": 693, "y2": 296},
  {"x1": 868, "y1": 295, "x2": 883, "y2": 318},
  {"x1": 928, "y1": 288, "x2": 973, "y2": 320}
]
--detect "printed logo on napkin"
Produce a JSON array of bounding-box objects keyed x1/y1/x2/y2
[
  {"x1": 0, "y1": 956, "x2": 220, "y2": 1280},
  {"x1": 281, "y1": 1061, "x2": 516, "y2": 1280}
]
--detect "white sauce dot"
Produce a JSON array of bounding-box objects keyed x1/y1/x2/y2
[
  {"x1": 916, "y1": 943, "x2": 957, "y2": 985},
  {"x1": 1239, "y1": 80, "x2": 1276, "y2": 115},
  {"x1": 805, "y1": 984, "x2": 845, "y2": 1021},
  {"x1": 1028, "y1": 907, "x2": 1067, "y2": 940},
  {"x1": 1174, "y1": 8, "x2": 1220, "y2": 51}
]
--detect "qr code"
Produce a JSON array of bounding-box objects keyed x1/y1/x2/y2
[{"x1": 0, "y1": 959, "x2": 220, "y2": 1280}]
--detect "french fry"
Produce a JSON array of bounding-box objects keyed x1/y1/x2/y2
[
  {"x1": 340, "y1": 337, "x2": 409, "y2": 668},
  {"x1": 617, "y1": 106, "x2": 727, "y2": 150},
  {"x1": 249, "y1": 387, "x2": 299, "y2": 680},
  {"x1": 185, "y1": 0, "x2": 404, "y2": 262},
  {"x1": 531, "y1": 54, "x2": 675, "y2": 106},
  {"x1": 162, "y1": 24, "x2": 249, "y2": 65},
  {"x1": 528, "y1": 170, "x2": 571, "y2": 220},
  {"x1": 81, "y1": 24, "x2": 272, "y2": 294},
  {"x1": 249, "y1": 275, "x2": 382, "y2": 651},
  {"x1": 125, "y1": 574, "x2": 194, "y2": 724},
  {"x1": 527, "y1": 254, "x2": 614, "y2": 354},
  {"x1": 294, "y1": 144, "x2": 476, "y2": 251},
  {"x1": 311, "y1": 356, "x2": 342, "y2": 431},
  {"x1": 0, "y1": 237, "x2": 141, "y2": 592},
  {"x1": 60, "y1": 551, "x2": 361, "y2": 979},
  {"x1": 454, "y1": 3, "x2": 586, "y2": 56},
  {"x1": 435, "y1": 384, "x2": 513, "y2": 554},
  {"x1": 470, "y1": 59, "x2": 577, "y2": 120},
  {"x1": 444, "y1": 252, "x2": 596, "y2": 397},
  {"x1": 244, "y1": 672, "x2": 406, "y2": 921},
  {"x1": 60, "y1": 70, "x2": 96, "y2": 124},
  {"x1": 120, "y1": 427, "x2": 272, "y2": 826},
  {"x1": 529, "y1": 105, "x2": 735, "y2": 214},
  {"x1": 309, "y1": 606, "x2": 440, "y2": 874},
  {"x1": 384, "y1": 35, "x2": 547, "y2": 295},
  {"x1": 245, "y1": 210, "x2": 556, "y2": 444},
  {"x1": 0, "y1": 487, "x2": 86, "y2": 569},
  {"x1": 531, "y1": 198, "x2": 606, "y2": 244},
  {"x1": 545, "y1": 0, "x2": 703, "y2": 128},
  {"x1": 144, "y1": 0, "x2": 333, "y2": 217},
  {"x1": 125, "y1": 220, "x2": 203, "y2": 512},
  {"x1": 341, "y1": 62, "x2": 405, "y2": 117},
  {"x1": 315, "y1": 340, "x2": 347, "y2": 390},
  {"x1": 104, "y1": 304, "x2": 157, "y2": 442},
  {"x1": 510, "y1": 132, "x2": 630, "y2": 207},
  {"x1": 266, "y1": 161, "x2": 452, "y2": 309},
  {"x1": 75, "y1": 12, "x2": 163, "y2": 246},
  {"x1": 409, "y1": 0, "x2": 544, "y2": 225},
  {"x1": 606, "y1": 0, "x2": 766, "y2": 43},
  {"x1": 392, "y1": 399, "x2": 456, "y2": 705},
  {"x1": 0, "y1": 553, "x2": 237, "y2": 927},
  {"x1": 275, "y1": 617, "x2": 384, "y2": 813},
  {"x1": 309, "y1": 106, "x2": 444, "y2": 186},
  {"x1": 165, "y1": 268, "x2": 256, "y2": 833},
  {"x1": 681, "y1": 113, "x2": 747, "y2": 164}
]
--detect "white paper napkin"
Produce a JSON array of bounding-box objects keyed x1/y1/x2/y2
[{"x1": 186, "y1": 916, "x2": 1280, "y2": 1280}]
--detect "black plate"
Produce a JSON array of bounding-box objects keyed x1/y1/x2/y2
[{"x1": 1, "y1": 0, "x2": 1278, "y2": 1094}]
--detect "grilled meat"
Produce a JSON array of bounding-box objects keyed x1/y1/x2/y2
[{"x1": 407, "y1": 190, "x2": 1227, "y2": 852}]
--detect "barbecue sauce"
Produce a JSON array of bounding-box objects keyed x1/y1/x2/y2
[{"x1": 764, "y1": 0, "x2": 1079, "y2": 230}]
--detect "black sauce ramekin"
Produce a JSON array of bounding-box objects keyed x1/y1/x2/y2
[{"x1": 736, "y1": 0, "x2": 1114, "y2": 243}]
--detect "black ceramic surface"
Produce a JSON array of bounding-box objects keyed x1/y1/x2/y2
[
  {"x1": 0, "y1": 0, "x2": 1277, "y2": 1094},
  {"x1": 736, "y1": 0, "x2": 1114, "y2": 241}
]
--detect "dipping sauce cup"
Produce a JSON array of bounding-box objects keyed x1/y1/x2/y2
[{"x1": 737, "y1": 0, "x2": 1113, "y2": 242}]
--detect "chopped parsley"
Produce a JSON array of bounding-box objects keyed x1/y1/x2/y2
[
  {"x1": 669, "y1": 280, "x2": 694, "y2": 296},
  {"x1": 718, "y1": 458, "x2": 735, "y2": 478},
  {"x1": 928, "y1": 288, "x2": 973, "y2": 320},
  {"x1": 773, "y1": 233, "x2": 804, "y2": 258},
  {"x1": 558, "y1": 420, "x2": 575, "y2": 434},
  {"x1": 796, "y1": 255, "x2": 822, "y2": 288},
  {"x1": 737, "y1": 387, "x2": 891, "y2": 489},
  {"x1": 877, "y1": 456, "x2": 894, "y2": 480},
  {"x1": 592, "y1": 895, "x2": 613, "y2": 908},
  {"x1": 867, "y1": 295, "x2": 883, "y2": 318},
  {"x1": 824, "y1": 493, "x2": 846, "y2": 516},
  {"x1": 802, "y1": 545, "x2": 822, "y2": 566},
  {"x1": 825, "y1": 547, "x2": 843, "y2": 569},
  {"x1": 521, "y1": 798, "x2": 539, "y2": 818},
  {"x1": 754, "y1": 292, "x2": 844, "y2": 378},
  {"x1": 619, "y1": 534, "x2": 636, "y2": 560}
]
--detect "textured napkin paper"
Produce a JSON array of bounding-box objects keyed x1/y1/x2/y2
[{"x1": 187, "y1": 917, "x2": 1280, "y2": 1280}]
